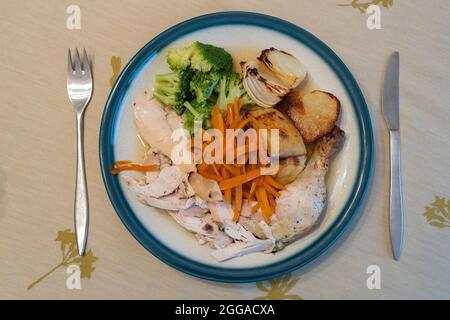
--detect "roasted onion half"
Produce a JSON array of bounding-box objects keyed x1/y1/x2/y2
[
  {"x1": 241, "y1": 48, "x2": 307, "y2": 108},
  {"x1": 241, "y1": 61, "x2": 290, "y2": 108},
  {"x1": 258, "y1": 48, "x2": 307, "y2": 89}
]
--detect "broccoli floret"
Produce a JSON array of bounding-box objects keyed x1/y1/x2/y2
[
  {"x1": 183, "y1": 100, "x2": 212, "y2": 135},
  {"x1": 153, "y1": 70, "x2": 193, "y2": 115},
  {"x1": 190, "y1": 71, "x2": 220, "y2": 104},
  {"x1": 189, "y1": 42, "x2": 233, "y2": 72},
  {"x1": 167, "y1": 45, "x2": 193, "y2": 70},
  {"x1": 215, "y1": 72, "x2": 251, "y2": 112},
  {"x1": 167, "y1": 41, "x2": 232, "y2": 72}
]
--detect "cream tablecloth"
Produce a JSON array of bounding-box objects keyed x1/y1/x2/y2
[{"x1": 1, "y1": 0, "x2": 449, "y2": 299}]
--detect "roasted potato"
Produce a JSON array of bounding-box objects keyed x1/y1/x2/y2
[
  {"x1": 275, "y1": 155, "x2": 306, "y2": 185},
  {"x1": 248, "y1": 108, "x2": 306, "y2": 158},
  {"x1": 281, "y1": 90, "x2": 340, "y2": 143}
]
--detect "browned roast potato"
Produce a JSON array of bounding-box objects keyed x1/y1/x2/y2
[
  {"x1": 275, "y1": 155, "x2": 306, "y2": 185},
  {"x1": 247, "y1": 108, "x2": 306, "y2": 158},
  {"x1": 281, "y1": 90, "x2": 341, "y2": 143}
]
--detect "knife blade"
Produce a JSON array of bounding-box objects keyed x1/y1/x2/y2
[
  {"x1": 382, "y1": 52, "x2": 400, "y2": 130},
  {"x1": 382, "y1": 52, "x2": 404, "y2": 260}
]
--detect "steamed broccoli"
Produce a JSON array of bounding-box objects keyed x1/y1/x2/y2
[
  {"x1": 167, "y1": 41, "x2": 232, "y2": 72},
  {"x1": 183, "y1": 100, "x2": 212, "y2": 135},
  {"x1": 152, "y1": 69, "x2": 193, "y2": 115},
  {"x1": 167, "y1": 44, "x2": 193, "y2": 70},
  {"x1": 215, "y1": 72, "x2": 251, "y2": 111},
  {"x1": 189, "y1": 42, "x2": 232, "y2": 72},
  {"x1": 190, "y1": 71, "x2": 220, "y2": 104}
]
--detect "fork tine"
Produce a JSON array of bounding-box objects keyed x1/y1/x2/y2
[
  {"x1": 68, "y1": 49, "x2": 74, "y2": 74},
  {"x1": 74, "y1": 48, "x2": 82, "y2": 73},
  {"x1": 82, "y1": 48, "x2": 92, "y2": 78}
]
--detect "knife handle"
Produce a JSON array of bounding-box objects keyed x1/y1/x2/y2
[{"x1": 389, "y1": 130, "x2": 404, "y2": 260}]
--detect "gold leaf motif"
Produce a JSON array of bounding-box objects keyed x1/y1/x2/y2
[
  {"x1": 423, "y1": 196, "x2": 450, "y2": 229},
  {"x1": 27, "y1": 229, "x2": 99, "y2": 290},
  {"x1": 254, "y1": 273, "x2": 303, "y2": 300},
  {"x1": 110, "y1": 56, "x2": 122, "y2": 87},
  {"x1": 337, "y1": 0, "x2": 394, "y2": 13}
]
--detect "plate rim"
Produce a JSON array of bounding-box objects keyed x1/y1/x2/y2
[{"x1": 99, "y1": 11, "x2": 374, "y2": 283}]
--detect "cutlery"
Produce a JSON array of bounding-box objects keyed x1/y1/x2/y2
[
  {"x1": 382, "y1": 52, "x2": 403, "y2": 261},
  {"x1": 67, "y1": 48, "x2": 93, "y2": 256}
]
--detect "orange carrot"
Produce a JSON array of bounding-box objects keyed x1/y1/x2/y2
[
  {"x1": 267, "y1": 192, "x2": 276, "y2": 213},
  {"x1": 223, "y1": 164, "x2": 240, "y2": 176},
  {"x1": 199, "y1": 171, "x2": 222, "y2": 182},
  {"x1": 262, "y1": 182, "x2": 281, "y2": 198},
  {"x1": 256, "y1": 187, "x2": 272, "y2": 223},
  {"x1": 220, "y1": 167, "x2": 232, "y2": 203},
  {"x1": 264, "y1": 175, "x2": 286, "y2": 190},
  {"x1": 248, "y1": 180, "x2": 257, "y2": 201},
  {"x1": 233, "y1": 118, "x2": 250, "y2": 130},
  {"x1": 219, "y1": 169, "x2": 261, "y2": 190},
  {"x1": 211, "y1": 163, "x2": 222, "y2": 178},
  {"x1": 233, "y1": 184, "x2": 242, "y2": 222}
]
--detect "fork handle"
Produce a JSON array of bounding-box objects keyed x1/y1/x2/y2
[
  {"x1": 75, "y1": 112, "x2": 89, "y2": 256},
  {"x1": 389, "y1": 130, "x2": 404, "y2": 260}
]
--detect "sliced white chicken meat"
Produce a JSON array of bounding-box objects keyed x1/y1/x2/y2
[
  {"x1": 211, "y1": 220, "x2": 275, "y2": 262},
  {"x1": 238, "y1": 200, "x2": 267, "y2": 239},
  {"x1": 272, "y1": 127, "x2": 345, "y2": 248},
  {"x1": 133, "y1": 95, "x2": 195, "y2": 173},
  {"x1": 121, "y1": 173, "x2": 193, "y2": 211},
  {"x1": 208, "y1": 201, "x2": 233, "y2": 224},
  {"x1": 137, "y1": 191, "x2": 194, "y2": 211},
  {"x1": 179, "y1": 204, "x2": 208, "y2": 218},
  {"x1": 138, "y1": 166, "x2": 186, "y2": 198},
  {"x1": 169, "y1": 212, "x2": 233, "y2": 249},
  {"x1": 188, "y1": 173, "x2": 222, "y2": 202}
]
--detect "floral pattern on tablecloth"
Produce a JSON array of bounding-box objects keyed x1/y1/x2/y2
[
  {"x1": 27, "y1": 229, "x2": 98, "y2": 290},
  {"x1": 338, "y1": 0, "x2": 394, "y2": 13},
  {"x1": 254, "y1": 273, "x2": 303, "y2": 300},
  {"x1": 423, "y1": 196, "x2": 450, "y2": 229}
]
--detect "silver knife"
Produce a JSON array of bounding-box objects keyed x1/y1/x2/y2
[{"x1": 382, "y1": 52, "x2": 404, "y2": 260}]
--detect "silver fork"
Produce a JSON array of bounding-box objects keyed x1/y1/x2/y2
[{"x1": 67, "y1": 48, "x2": 93, "y2": 256}]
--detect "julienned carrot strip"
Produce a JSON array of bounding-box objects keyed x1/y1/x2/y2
[
  {"x1": 248, "y1": 180, "x2": 257, "y2": 201},
  {"x1": 223, "y1": 164, "x2": 240, "y2": 176},
  {"x1": 111, "y1": 164, "x2": 159, "y2": 175},
  {"x1": 233, "y1": 185, "x2": 242, "y2": 222},
  {"x1": 233, "y1": 118, "x2": 250, "y2": 130},
  {"x1": 262, "y1": 182, "x2": 281, "y2": 198},
  {"x1": 197, "y1": 163, "x2": 208, "y2": 174},
  {"x1": 264, "y1": 175, "x2": 286, "y2": 190},
  {"x1": 211, "y1": 163, "x2": 222, "y2": 178},
  {"x1": 267, "y1": 192, "x2": 276, "y2": 213},
  {"x1": 220, "y1": 167, "x2": 232, "y2": 203},
  {"x1": 256, "y1": 187, "x2": 272, "y2": 223},
  {"x1": 219, "y1": 169, "x2": 261, "y2": 190},
  {"x1": 199, "y1": 171, "x2": 222, "y2": 182},
  {"x1": 226, "y1": 104, "x2": 234, "y2": 126}
]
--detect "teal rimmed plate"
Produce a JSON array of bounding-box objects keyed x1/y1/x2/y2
[{"x1": 99, "y1": 12, "x2": 373, "y2": 283}]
